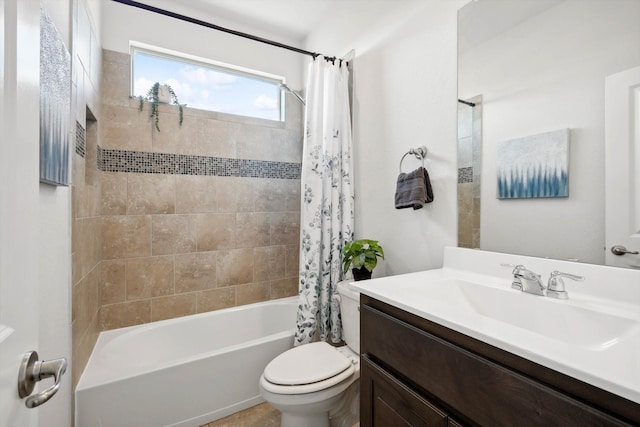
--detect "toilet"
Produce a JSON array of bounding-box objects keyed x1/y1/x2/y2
[{"x1": 259, "y1": 281, "x2": 361, "y2": 427}]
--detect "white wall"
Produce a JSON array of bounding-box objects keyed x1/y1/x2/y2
[
  {"x1": 38, "y1": 2, "x2": 73, "y2": 426},
  {"x1": 305, "y1": 1, "x2": 466, "y2": 275},
  {"x1": 459, "y1": 0, "x2": 640, "y2": 265},
  {"x1": 100, "y1": 1, "x2": 306, "y2": 90},
  {"x1": 36, "y1": 1, "x2": 103, "y2": 424}
]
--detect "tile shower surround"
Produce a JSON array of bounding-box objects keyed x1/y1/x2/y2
[{"x1": 73, "y1": 48, "x2": 303, "y2": 347}]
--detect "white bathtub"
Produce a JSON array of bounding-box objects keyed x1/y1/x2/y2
[{"x1": 75, "y1": 297, "x2": 297, "y2": 427}]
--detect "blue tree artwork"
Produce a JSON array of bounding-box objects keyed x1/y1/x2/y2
[
  {"x1": 497, "y1": 129, "x2": 569, "y2": 199},
  {"x1": 40, "y1": 10, "x2": 71, "y2": 186}
]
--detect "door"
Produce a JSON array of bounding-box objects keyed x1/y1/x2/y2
[
  {"x1": 605, "y1": 66, "x2": 640, "y2": 268},
  {"x1": 1, "y1": 0, "x2": 54, "y2": 425}
]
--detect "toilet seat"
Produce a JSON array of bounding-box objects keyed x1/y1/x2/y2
[{"x1": 261, "y1": 342, "x2": 356, "y2": 395}]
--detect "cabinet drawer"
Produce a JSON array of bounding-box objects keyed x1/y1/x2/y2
[
  {"x1": 361, "y1": 356, "x2": 449, "y2": 427},
  {"x1": 361, "y1": 304, "x2": 630, "y2": 427}
]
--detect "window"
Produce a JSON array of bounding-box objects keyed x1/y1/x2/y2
[{"x1": 131, "y1": 43, "x2": 285, "y2": 121}]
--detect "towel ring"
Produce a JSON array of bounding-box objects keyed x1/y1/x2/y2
[{"x1": 399, "y1": 146, "x2": 427, "y2": 173}]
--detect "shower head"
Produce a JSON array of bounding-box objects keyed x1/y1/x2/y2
[{"x1": 279, "y1": 83, "x2": 306, "y2": 106}]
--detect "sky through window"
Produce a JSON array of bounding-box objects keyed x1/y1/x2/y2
[{"x1": 132, "y1": 50, "x2": 282, "y2": 121}]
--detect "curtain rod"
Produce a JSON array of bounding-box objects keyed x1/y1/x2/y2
[
  {"x1": 458, "y1": 99, "x2": 476, "y2": 107},
  {"x1": 112, "y1": 0, "x2": 340, "y2": 61}
]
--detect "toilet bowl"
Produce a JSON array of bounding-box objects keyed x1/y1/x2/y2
[{"x1": 259, "y1": 281, "x2": 361, "y2": 427}]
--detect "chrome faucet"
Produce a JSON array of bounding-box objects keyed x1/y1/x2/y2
[
  {"x1": 510, "y1": 265, "x2": 545, "y2": 296},
  {"x1": 503, "y1": 264, "x2": 586, "y2": 299},
  {"x1": 546, "y1": 270, "x2": 585, "y2": 299}
]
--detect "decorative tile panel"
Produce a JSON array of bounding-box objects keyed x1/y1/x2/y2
[
  {"x1": 458, "y1": 166, "x2": 473, "y2": 183},
  {"x1": 97, "y1": 146, "x2": 301, "y2": 179}
]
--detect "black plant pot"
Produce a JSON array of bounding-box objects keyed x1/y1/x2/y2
[{"x1": 352, "y1": 267, "x2": 372, "y2": 281}]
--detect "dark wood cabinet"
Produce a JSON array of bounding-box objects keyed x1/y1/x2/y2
[
  {"x1": 360, "y1": 295, "x2": 640, "y2": 427},
  {"x1": 361, "y1": 356, "x2": 449, "y2": 426}
]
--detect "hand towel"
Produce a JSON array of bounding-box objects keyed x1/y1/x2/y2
[{"x1": 395, "y1": 166, "x2": 434, "y2": 210}]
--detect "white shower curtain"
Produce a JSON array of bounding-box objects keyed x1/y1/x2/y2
[{"x1": 295, "y1": 58, "x2": 355, "y2": 346}]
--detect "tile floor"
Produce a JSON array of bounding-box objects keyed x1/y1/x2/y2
[
  {"x1": 199, "y1": 401, "x2": 360, "y2": 427},
  {"x1": 199, "y1": 403, "x2": 281, "y2": 427}
]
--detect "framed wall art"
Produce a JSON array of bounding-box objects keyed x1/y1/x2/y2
[
  {"x1": 40, "y1": 10, "x2": 71, "y2": 186},
  {"x1": 497, "y1": 129, "x2": 569, "y2": 199}
]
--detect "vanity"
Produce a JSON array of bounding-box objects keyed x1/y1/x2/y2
[{"x1": 350, "y1": 247, "x2": 640, "y2": 426}]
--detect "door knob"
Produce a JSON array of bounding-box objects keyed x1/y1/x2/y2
[
  {"x1": 17, "y1": 351, "x2": 67, "y2": 408},
  {"x1": 611, "y1": 245, "x2": 640, "y2": 256}
]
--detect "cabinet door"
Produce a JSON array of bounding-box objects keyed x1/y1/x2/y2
[{"x1": 361, "y1": 356, "x2": 449, "y2": 427}]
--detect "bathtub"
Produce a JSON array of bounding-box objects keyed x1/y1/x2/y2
[{"x1": 75, "y1": 297, "x2": 297, "y2": 427}]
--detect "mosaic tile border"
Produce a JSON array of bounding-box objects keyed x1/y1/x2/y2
[
  {"x1": 75, "y1": 121, "x2": 86, "y2": 158},
  {"x1": 458, "y1": 166, "x2": 473, "y2": 184},
  {"x1": 97, "y1": 146, "x2": 301, "y2": 180}
]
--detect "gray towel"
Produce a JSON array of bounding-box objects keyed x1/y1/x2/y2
[{"x1": 395, "y1": 167, "x2": 434, "y2": 210}]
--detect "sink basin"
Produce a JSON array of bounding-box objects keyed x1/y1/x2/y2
[
  {"x1": 349, "y1": 247, "x2": 640, "y2": 404},
  {"x1": 424, "y1": 279, "x2": 640, "y2": 349}
]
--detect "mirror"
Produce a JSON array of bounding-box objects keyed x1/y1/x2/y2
[{"x1": 457, "y1": 0, "x2": 640, "y2": 266}]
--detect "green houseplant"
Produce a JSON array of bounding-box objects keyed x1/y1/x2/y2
[
  {"x1": 137, "y1": 82, "x2": 184, "y2": 132},
  {"x1": 341, "y1": 239, "x2": 384, "y2": 281}
]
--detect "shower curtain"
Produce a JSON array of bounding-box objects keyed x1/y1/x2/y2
[{"x1": 295, "y1": 58, "x2": 355, "y2": 346}]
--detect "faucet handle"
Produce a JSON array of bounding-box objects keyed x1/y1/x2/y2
[
  {"x1": 500, "y1": 263, "x2": 521, "y2": 270},
  {"x1": 501, "y1": 264, "x2": 527, "y2": 290},
  {"x1": 547, "y1": 271, "x2": 585, "y2": 299},
  {"x1": 500, "y1": 263, "x2": 526, "y2": 274}
]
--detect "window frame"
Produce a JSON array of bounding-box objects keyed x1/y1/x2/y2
[{"x1": 130, "y1": 41, "x2": 287, "y2": 122}]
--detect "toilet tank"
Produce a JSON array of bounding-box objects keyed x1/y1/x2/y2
[{"x1": 337, "y1": 281, "x2": 360, "y2": 354}]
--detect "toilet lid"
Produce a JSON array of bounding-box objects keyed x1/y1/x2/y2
[{"x1": 264, "y1": 342, "x2": 351, "y2": 386}]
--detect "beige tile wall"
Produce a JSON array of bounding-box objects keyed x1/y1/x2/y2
[
  {"x1": 97, "y1": 49, "x2": 302, "y2": 331},
  {"x1": 71, "y1": 0, "x2": 103, "y2": 388},
  {"x1": 72, "y1": 118, "x2": 102, "y2": 388},
  {"x1": 457, "y1": 98, "x2": 481, "y2": 249}
]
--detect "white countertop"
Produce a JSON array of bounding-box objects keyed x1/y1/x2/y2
[{"x1": 349, "y1": 247, "x2": 640, "y2": 404}]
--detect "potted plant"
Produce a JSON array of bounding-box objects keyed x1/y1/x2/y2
[
  {"x1": 137, "y1": 82, "x2": 185, "y2": 132},
  {"x1": 341, "y1": 239, "x2": 384, "y2": 281}
]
